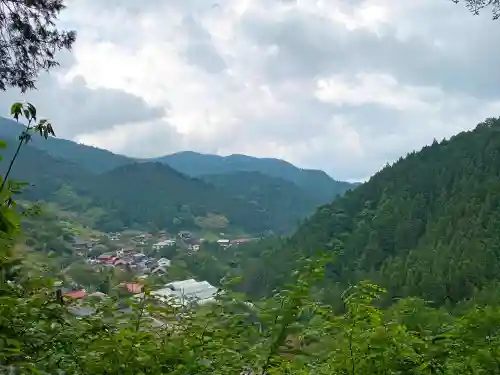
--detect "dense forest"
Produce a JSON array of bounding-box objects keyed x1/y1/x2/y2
[
  {"x1": 222, "y1": 117, "x2": 500, "y2": 310},
  {"x1": 0, "y1": 118, "x2": 354, "y2": 235},
  {"x1": 157, "y1": 151, "x2": 354, "y2": 202},
  {"x1": 2, "y1": 0, "x2": 500, "y2": 373}
]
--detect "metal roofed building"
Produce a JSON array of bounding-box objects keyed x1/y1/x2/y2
[{"x1": 150, "y1": 279, "x2": 218, "y2": 307}]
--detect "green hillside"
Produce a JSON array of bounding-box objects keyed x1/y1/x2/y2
[
  {"x1": 0, "y1": 117, "x2": 354, "y2": 234},
  {"x1": 0, "y1": 139, "x2": 324, "y2": 234},
  {"x1": 88, "y1": 162, "x2": 272, "y2": 233},
  {"x1": 202, "y1": 171, "x2": 324, "y2": 233},
  {"x1": 0, "y1": 117, "x2": 131, "y2": 173},
  {"x1": 234, "y1": 117, "x2": 500, "y2": 306},
  {"x1": 155, "y1": 151, "x2": 355, "y2": 201}
]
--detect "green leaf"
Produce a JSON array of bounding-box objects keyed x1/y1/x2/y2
[
  {"x1": 27, "y1": 102, "x2": 37, "y2": 120},
  {"x1": 10, "y1": 102, "x2": 22, "y2": 120}
]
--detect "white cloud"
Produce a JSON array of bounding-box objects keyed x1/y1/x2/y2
[
  {"x1": 1, "y1": 0, "x2": 498, "y2": 181},
  {"x1": 315, "y1": 73, "x2": 443, "y2": 111}
]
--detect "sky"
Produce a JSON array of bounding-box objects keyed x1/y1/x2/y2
[{"x1": 0, "y1": 0, "x2": 498, "y2": 182}]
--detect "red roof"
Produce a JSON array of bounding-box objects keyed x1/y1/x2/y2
[
  {"x1": 124, "y1": 283, "x2": 143, "y2": 294},
  {"x1": 100, "y1": 257, "x2": 116, "y2": 264},
  {"x1": 64, "y1": 290, "x2": 86, "y2": 299}
]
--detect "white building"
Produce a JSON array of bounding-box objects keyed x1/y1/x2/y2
[
  {"x1": 157, "y1": 258, "x2": 171, "y2": 267},
  {"x1": 152, "y1": 239, "x2": 176, "y2": 250},
  {"x1": 217, "y1": 239, "x2": 230, "y2": 247},
  {"x1": 150, "y1": 279, "x2": 218, "y2": 307},
  {"x1": 189, "y1": 244, "x2": 200, "y2": 252}
]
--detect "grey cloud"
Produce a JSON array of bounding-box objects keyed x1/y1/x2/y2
[
  {"x1": 241, "y1": 3, "x2": 500, "y2": 100},
  {"x1": 113, "y1": 119, "x2": 186, "y2": 159},
  {"x1": 181, "y1": 15, "x2": 227, "y2": 74},
  {"x1": 7, "y1": 0, "x2": 498, "y2": 183},
  {"x1": 0, "y1": 63, "x2": 166, "y2": 139}
]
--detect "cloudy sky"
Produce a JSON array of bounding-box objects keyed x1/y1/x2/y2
[{"x1": 0, "y1": 0, "x2": 498, "y2": 181}]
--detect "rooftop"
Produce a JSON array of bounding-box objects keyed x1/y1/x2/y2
[
  {"x1": 151, "y1": 279, "x2": 218, "y2": 306},
  {"x1": 64, "y1": 290, "x2": 86, "y2": 299}
]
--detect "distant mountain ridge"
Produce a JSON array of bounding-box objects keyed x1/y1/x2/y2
[
  {"x1": 0, "y1": 117, "x2": 356, "y2": 200},
  {"x1": 0, "y1": 117, "x2": 131, "y2": 173},
  {"x1": 0, "y1": 116, "x2": 357, "y2": 234},
  {"x1": 154, "y1": 151, "x2": 353, "y2": 202}
]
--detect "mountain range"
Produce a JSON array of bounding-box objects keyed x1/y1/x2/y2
[
  {"x1": 0, "y1": 117, "x2": 356, "y2": 234},
  {"x1": 233, "y1": 116, "x2": 500, "y2": 308}
]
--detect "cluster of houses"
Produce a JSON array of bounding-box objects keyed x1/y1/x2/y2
[
  {"x1": 60, "y1": 230, "x2": 260, "y2": 322},
  {"x1": 86, "y1": 248, "x2": 172, "y2": 277},
  {"x1": 61, "y1": 278, "x2": 219, "y2": 317}
]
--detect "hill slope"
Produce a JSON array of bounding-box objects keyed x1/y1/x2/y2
[
  {"x1": 202, "y1": 171, "x2": 322, "y2": 233},
  {"x1": 239, "y1": 117, "x2": 500, "y2": 306},
  {"x1": 89, "y1": 162, "x2": 272, "y2": 233},
  {"x1": 0, "y1": 141, "x2": 292, "y2": 234},
  {"x1": 0, "y1": 118, "x2": 356, "y2": 201},
  {"x1": 155, "y1": 151, "x2": 354, "y2": 201},
  {"x1": 0, "y1": 117, "x2": 132, "y2": 173}
]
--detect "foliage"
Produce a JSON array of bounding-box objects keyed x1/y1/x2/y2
[
  {"x1": 230, "y1": 118, "x2": 500, "y2": 308},
  {"x1": 452, "y1": 0, "x2": 500, "y2": 19},
  {"x1": 4, "y1": 103, "x2": 500, "y2": 374},
  {"x1": 203, "y1": 171, "x2": 328, "y2": 233},
  {"x1": 0, "y1": 0, "x2": 76, "y2": 91},
  {"x1": 158, "y1": 151, "x2": 354, "y2": 203},
  {"x1": 0, "y1": 137, "x2": 342, "y2": 234}
]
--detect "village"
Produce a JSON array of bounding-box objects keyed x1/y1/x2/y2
[{"x1": 59, "y1": 229, "x2": 258, "y2": 316}]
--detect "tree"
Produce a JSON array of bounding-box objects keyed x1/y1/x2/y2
[
  {"x1": 0, "y1": 0, "x2": 76, "y2": 91},
  {"x1": 452, "y1": 0, "x2": 500, "y2": 19}
]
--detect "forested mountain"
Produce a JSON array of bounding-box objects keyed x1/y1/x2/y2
[
  {"x1": 234, "y1": 117, "x2": 500, "y2": 307},
  {"x1": 0, "y1": 118, "x2": 355, "y2": 232},
  {"x1": 202, "y1": 171, "x2": 322, "y2": 232},
  {"x1": 88, "y1": 162, "x2": 273, "y2": 233},
  {"x1": 0, "y1": 117, "x2": 131, "y2": 173},
  {"x1": 0, "y1": 138, "x2": 326, "y2": 234},
  {"x1": 155, "y1": 151, "x2": 354, "y2": 201},
  {"x1": 0, "y1": 118, "x2": 355, "y2": 202}
]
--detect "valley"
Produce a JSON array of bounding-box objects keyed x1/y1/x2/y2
[
  {"x1": 0, "y1": 116, "x2": 355, "y2": 235},
  {"x1": 1, "y1": 0, "x2": 500, "y2": 372},
  {"x1": 6, "y1": 106, "x2": 500, "y2": 374}
]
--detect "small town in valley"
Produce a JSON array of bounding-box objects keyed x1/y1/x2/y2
[{"x1": 58, "y1": 229, "x2": 259, "y2": 319}]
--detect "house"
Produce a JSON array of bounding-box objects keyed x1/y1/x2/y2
[
  {"x1": 152, "y1": 239, "x2": 176, "y2": 250},
  {"x1": 108, "y1": 232, "x2": 121, "y2": 241},
  {"x1": 217, "y1": 239, "x2": 230, "y2": 247},
  {"x1": 178, "y1": 231, "x2": 192, "y2": 240},
  {"x1": 157, "y1": 258, "x2": 171, "y2": 267},
  {"x1": 117, "y1": 248, "x2": 136, "y2": 257},
  {"x1": 64, "y1": 290, "x2": 86, "y2": 300},
  {"x1": 148, "y1": 279, "x2": 218, "y2": 307},
  {"x1": 151, "y1": 266, "x2": 167, "y2": 275},
  {"x1": 113, "y1": 259, "x2": 130, "y2": 267},
  {"x1": 71, "y1": 236, "x2": 92, "y2": 252},
  {"x1": 133, "y1": 253, "x2": 146, "y2": 262},
  {"x1": 98, "y1": 252, "x2": 116, "y2": 259},
  {"x1": 87, "y1": 291, "x2": 107, "y2": 300},
  {"x1": 189, "y1": 244, "x2": 200, "y2": 252},
  {"x1": 122, "y1": 283, "x2": 144, "y2": 294},
  {"x1": 97, "y1": 253, "x2": 117, "y2": 265}
]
